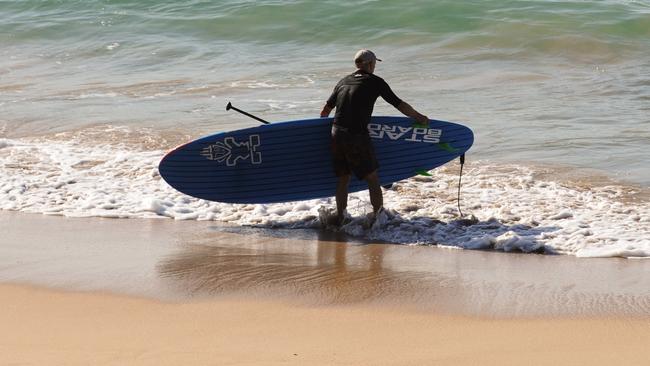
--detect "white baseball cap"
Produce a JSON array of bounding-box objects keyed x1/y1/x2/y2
[{"x1": 354, "y1": 49, "x2": 382, "y2": 64}]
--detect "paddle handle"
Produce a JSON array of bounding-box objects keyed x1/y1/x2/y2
[{"x1": 226, "y1": 102, "x2": 270, "y2": 124}]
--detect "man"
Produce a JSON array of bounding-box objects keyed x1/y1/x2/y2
[{"x1": 320, "y1": 49, "x2": 429, "y2": 225}]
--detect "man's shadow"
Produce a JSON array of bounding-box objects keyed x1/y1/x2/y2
[{"x1": 156, "y1": 228, "x2": 447, "y2": 304}]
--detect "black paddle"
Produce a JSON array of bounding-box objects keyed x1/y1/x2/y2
[{"x1": 226, "y1": 102, "x2": 270, "y2": 124}]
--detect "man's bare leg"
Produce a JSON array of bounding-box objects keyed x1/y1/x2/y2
[
  {"x1": 365, "y1": 170, "x2": 383, "y2": 214},
  {"x1": 336, "y1": 174, "x2": 351, "y2": 223}
]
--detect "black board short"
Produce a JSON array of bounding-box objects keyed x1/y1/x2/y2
[{"x1": 330, "y1": 125, "x2": 379, "y2": 180}]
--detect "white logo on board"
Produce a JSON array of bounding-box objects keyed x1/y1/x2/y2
[
  {"x1": 201, "y1": 135, "x2": 262, "y2": 166},
  {"x1": 368, "y1": 123, "x2": 442, "y2": 143}
]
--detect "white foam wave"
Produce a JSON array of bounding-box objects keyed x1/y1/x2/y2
[
  {"x1": 229, "y1": 76, "x2": 316, "y2": 90},
  {"x1": 230, "y1": 80, "x2": 280, "y2": 89},
  {"x1": 256, "y1": 99, "x2": 321, "y2": 111},
  {"x1": 1, "y1": 134, "x2": 648, "y2": 258},
  {"x1": 76, "y1": 92, "x2": 119, "y2": 99}
]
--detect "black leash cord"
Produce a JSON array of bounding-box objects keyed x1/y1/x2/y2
[{"x1": 457, "y1": 154, "x2": 465, "y2": 217}]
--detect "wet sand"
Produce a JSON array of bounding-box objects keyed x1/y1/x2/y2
[
  {"x1": 2, "y1": 211, "x2": 649, "y2": 317},
  {"x1": 1, "y1": 211, "x2": 650, "y2": 364}
]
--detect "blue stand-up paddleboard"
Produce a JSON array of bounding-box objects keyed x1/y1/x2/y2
[{"x1": 159, "y1": 112, "x2": 473, "y2": 204}]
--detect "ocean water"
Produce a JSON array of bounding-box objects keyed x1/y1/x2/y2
[{"x1": 1, "y1": 0, "x2": 649, "y2": 257}]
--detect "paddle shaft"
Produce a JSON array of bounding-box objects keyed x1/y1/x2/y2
[{"x1": 226, "y1": 102, "x2": 270, "y2": 124}]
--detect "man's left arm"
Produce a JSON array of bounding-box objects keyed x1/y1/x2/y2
[
  {"x1": 380, "y1": 80, "x2": 428, "y2": 125},
  {"x1": 397, "y1": 101, "x2": 428, "y2": 125}
]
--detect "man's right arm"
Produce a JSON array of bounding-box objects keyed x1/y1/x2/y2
[
  {"x1": 322, "y1": 84, "x2": 339, "y2": 117},
  {"x1": 320, "y1": 104, "x2": 333, "y2": 117},
  {"x1": 397, "y1": 101, "x2": 429, "y2": 125}
]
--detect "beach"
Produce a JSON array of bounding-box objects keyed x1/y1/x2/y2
[
  {"x1": 2, "y1": 211, "x2": 650, "y2": 365},
  {"x1": 2, "y1": 0, "x2": 650, "y2": 364}
]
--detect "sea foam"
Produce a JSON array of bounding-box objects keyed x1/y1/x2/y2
[{"x1": 1, "y1": 133, "x2": 648, "y2": 258}]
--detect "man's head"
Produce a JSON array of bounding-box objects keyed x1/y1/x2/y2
[{"x1": 354, "y1": 49, "x2": 381, "y2": 73}]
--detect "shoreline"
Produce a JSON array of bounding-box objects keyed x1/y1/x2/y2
[{"x1": 2, "y1": 211, "x2": 649, "y2": 318}]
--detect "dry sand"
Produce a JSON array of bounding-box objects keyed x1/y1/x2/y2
[
  {"x1": 1, "y1": 212, "x2": 649, "y2": 365},
  {"x1": 2, "y1": 283, "x2": 649, "y2": 366}
]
